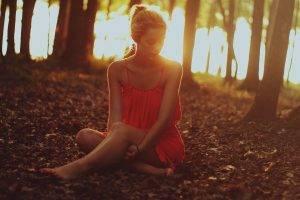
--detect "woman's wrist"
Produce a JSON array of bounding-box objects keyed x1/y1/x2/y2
[
  {"x1": 136, "y1": 130, "x2": 148, "y2": 153},
  {"x1": 136, "y1": 143, "x2": 146, "y2": 154},
  {"x1": 135, "y1": 144, "x2": 141, "y2": 154}
]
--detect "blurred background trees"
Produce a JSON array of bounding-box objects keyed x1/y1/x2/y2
[
  {"x1": 239, "y1": 0, "x2": 264, "y2": 92},
  {"x1": 0, "y1": 0, "x2": 299, "y2": 123},
  {"x1": 182, "y1": 0, "x2": 200, "y2": 81},
  {"x1": 245, "y1": 0, "x2": 295, "y2": 120}
]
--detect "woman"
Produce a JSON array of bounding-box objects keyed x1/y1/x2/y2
[{"x1": 40, "y1": 4, "x2": 185, "y2": 180}]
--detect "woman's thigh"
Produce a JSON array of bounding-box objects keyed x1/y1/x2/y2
[{"x1": 77, "y1": 123, "x2": 164, "y2": 167}]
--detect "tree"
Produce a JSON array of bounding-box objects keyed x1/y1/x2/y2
[
  {"x1": 62, "y1": 0, "x2": 85, "y2": 62},
  {"x1": 6, "y1": 0, "x2": 17, "y2": 59},
  {"x1": 217, "y1": 0, "x2": 237, "y2": 82},
  {"x1": 239, "y1": 0, "x2": 265, "y2": 91},
  {"x1": 205, "y1": 2, "x2": 217, "y2": 74},
  {"x1": 182, "y1": 0, "x2": 200, "y2": 82},
  {"x1": 233, "y1": 0, "x2": 242, "y2": 80},
  {"x1": 53, "y1": 0, "x2": 71, "y2": 57},
  {"x1": 225, "y1": 0, "x2": 235, "y2": 82},
  {"x1": 264, "y1": 0, "x2": 276, "y2": 64},
  {"x1": 83, "y1": 0, "x2": 99, "y2": 61},
  {"x1": 0, "y1": 0, "x2": 7, "y2": 60},
  {"x1": 20, "y1": 0, "x2": 36, "y2": 61},
  {"x1": 244, "y1": 0, "x2": 295, "y2": 121},
  {"x1": 62, "y1": 0, "x2": 99, "y2": 64},
  {"x1": 168, "y1": 0, "x2": 176, "y2": 20}
]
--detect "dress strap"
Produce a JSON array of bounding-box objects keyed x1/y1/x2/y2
[
  {"x1": 158, "y1": 66, "x2": 164, "y2": 86},
  {"x1": 123, "y1": 64, "x2": 130, "y2": 85}
]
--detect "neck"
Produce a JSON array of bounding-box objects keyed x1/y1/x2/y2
[{"x1": 132, "y1": 50, "x2": 161, "y2": 69}]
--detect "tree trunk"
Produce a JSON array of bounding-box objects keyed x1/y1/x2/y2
[
  {"x1": 224, "y1": 0, "x2": 235, "y2": 82},
  {"x1": 0, "y1": 0, "x2": 7, "y2": 60},
  {"x1": 53, "y1": 0, "x2": 71, "y2": 57},
  {"x1": 6, "y1": 0, "x2": 17, "y2": 59},
  {"x1": 239, "y1": 0, "x2": 264, "y2": 91},
  {"x1": 182, "y1": 0, "x2": 200, "y2": 82},
  {"x1": 168, "y1": 0, "x2": 176, "y2": 20},
  {"x1": 205, "y1": 2, "x2": 216, "y2": 74},
  {"x1": 62, "y1": 0, "x2": 85, "y2": 62},
  {"x1": 20, "y1": 0, "x2": 36, "y2": 61},
  {"x1": 264, "y1": 0, "x2": 276, "y2": 66},
  {"x1": 244, "y1": 0, "x2": 295, "y2": 121},
  {"x1": 83, "y1": 0, "x2": 99, "y2": 61}
]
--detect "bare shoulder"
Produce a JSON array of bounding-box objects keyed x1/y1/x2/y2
[
  {"x1": 162, "y1": 58, "x2": 183, "y2": 79},
  {"x1": 107, "y1": 59, "x2": 129, "y2": 80},
  {"x1": 107, "y1": 60, "x2": 123, "y2": 74},
  {"x1": 107, "y1": 58, "x2": 133, "y2": 85},
  {"x1": 108, "y1": 57, "x2": 134, "y2": 71}
]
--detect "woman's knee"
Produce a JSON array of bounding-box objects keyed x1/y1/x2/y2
[{"x1": 76, "y1": 128, "x2": 93, "y2": 144}]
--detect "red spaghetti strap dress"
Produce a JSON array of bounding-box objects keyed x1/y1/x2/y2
[{"x1": 120, "y1": 64, "x2": 185, "y2": 170}]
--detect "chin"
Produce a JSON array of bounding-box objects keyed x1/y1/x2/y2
[{"x1": 148, "y1": 54, "x2": 159, "y2": 60}]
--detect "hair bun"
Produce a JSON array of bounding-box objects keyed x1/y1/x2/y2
[{"x1": 130, "y1": 4, "x2": 147, "y2": 21}]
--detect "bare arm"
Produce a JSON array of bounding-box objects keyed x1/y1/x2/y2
[
  {"x1": 106, "y1": 61, "x2": 123, "y2": 132},
  {"x1": 138, "y1": 62, "x2": 183, "y2": 151}
]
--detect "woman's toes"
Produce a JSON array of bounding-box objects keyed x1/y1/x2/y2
[{"x1": 165, "y1": 168, "x2": 174, "y2": 176}]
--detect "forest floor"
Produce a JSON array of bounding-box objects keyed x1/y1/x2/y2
[{"x1": 0, "y1": 64, "x2": 299, "y2": 199}]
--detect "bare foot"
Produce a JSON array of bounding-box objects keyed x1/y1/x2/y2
[
  {"x1": 145, "y1": 166, "x2": 175, "y2": 177},
  {"x1": 39, "y1": 165, "x2": 81, "y2": 180},
  {"x1": 165, "y1": 167, "x2": 174, "y2": 177},
  {"x1": 125, "y1": 161, "x2": 175, "y2": 177}
]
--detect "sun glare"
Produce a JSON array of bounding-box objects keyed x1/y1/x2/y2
[{"x1": 1, "y1": 0, "x2": 300, "y2": 84}]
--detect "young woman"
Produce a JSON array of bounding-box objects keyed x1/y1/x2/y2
[{"x1": 40, "y1": 4, "x2": 185, "y2": 180}]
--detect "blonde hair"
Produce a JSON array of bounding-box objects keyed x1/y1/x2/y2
[{"x1": 129, "y1": 4, "x2": 167, "y2": 43}]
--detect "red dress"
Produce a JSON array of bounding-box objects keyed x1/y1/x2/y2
[{"x1": 105, "y1": 64, "x2": 185, "y2": 170}]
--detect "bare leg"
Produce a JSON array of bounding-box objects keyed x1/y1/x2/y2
[
  {"x1": 40, "y1": 122, "x2": 169, "y2": 179},
  {"x1": 75, "y1": 128, "x2": 107, "y2": 153},
  {"x1": 75, "y1": 128, "x2": 174, "y2": 176},
  {"x1": 124, "y1": 160, "x2": 174, "y2": 176}
]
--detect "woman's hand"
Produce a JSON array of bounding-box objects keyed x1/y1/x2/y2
[{"x1": 123, "y1": 144, "x2": 140, "y2": 160}]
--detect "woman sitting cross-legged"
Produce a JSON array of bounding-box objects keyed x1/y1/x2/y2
[{"x1": 40, "y1": 4, "x2": 185, "y2": 180}]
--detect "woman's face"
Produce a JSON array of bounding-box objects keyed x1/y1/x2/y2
[{"x1": 137, "y1": 27, "x2": 166, "y2": 59}]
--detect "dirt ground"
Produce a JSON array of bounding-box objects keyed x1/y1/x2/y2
[{"x1": 0, "y1": 67, "x2": 299, "y2": 199}]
